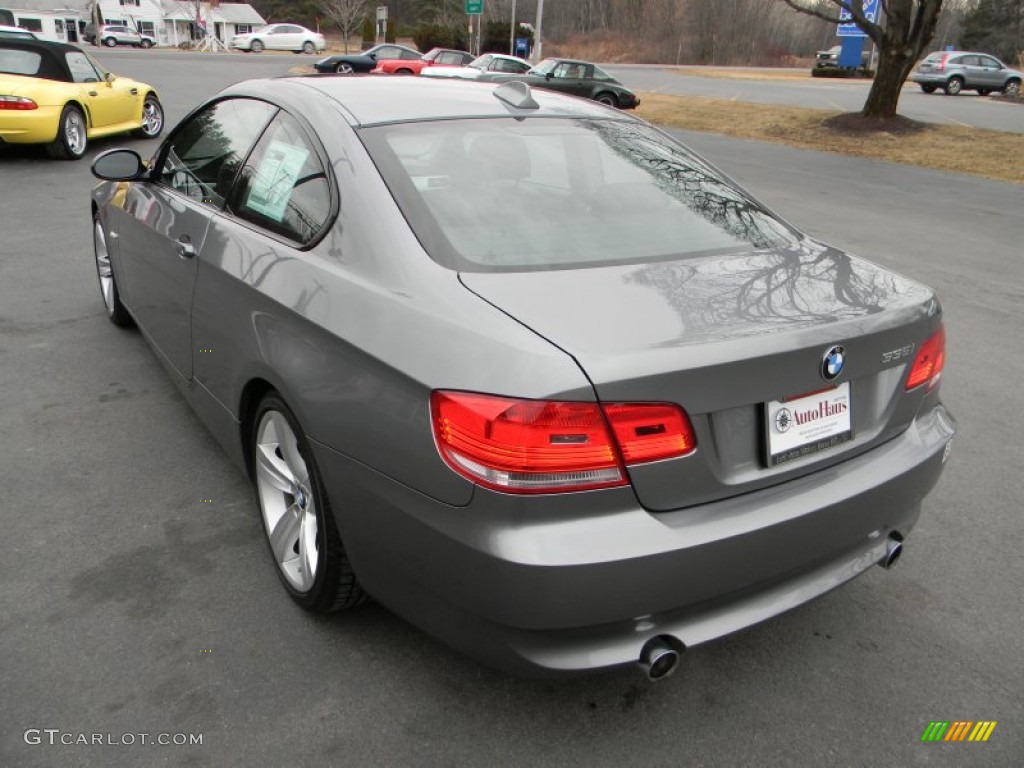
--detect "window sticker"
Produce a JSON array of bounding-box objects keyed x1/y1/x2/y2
[{"x1": 246, "y1": 141, "x2": 310, "y2": 222}]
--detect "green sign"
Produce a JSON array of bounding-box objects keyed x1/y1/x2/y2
[{"x1": 465, "y1": 0, "x2": 483, "y2": 14}]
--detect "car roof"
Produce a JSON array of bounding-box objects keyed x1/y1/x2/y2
[
  {"x1": 0, "y1": 38, "x2": 82, "y2": 81},
  {"x1": 229, "y1": 75, "x2": 624, "y2": 126}
]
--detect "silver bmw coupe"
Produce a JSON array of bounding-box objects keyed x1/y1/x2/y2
[{"x1": 90, "y1": 76, "x2": 955, "y2": 679}]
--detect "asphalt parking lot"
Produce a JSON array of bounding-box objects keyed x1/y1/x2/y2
[{"x1": 2, "y1": 51, "x2": 1022, "y2": 767}]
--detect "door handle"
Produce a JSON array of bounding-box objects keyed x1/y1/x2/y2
[
  {"x1": 176, "y1": 235, "x2": 195, "y2": 259},
  {"x1": 130, "y1": 87, "x2": 138, "y2": 95},
  {"x1": 88, "y1": 90, "x2": 97, "y2": 96}
]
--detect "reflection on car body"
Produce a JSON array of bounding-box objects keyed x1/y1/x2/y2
[{"x1": 89, "y1": 77, "x2": 954, "y2": 679}]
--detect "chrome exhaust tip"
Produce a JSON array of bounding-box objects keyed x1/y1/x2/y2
[
  {"x1": 881, "y1": 535, "x2": 903, "y2": 569},
  {"x1": 638, "y1": 637, "x2": 681, "y2": 681}
]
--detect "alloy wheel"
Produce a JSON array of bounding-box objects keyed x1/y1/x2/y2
[
  {"x1": 94, "y1": 219, "x2": 114, "y2": 315},
  {"x1": 255, "y1": 410, "x2": 319, "y2": 592}
]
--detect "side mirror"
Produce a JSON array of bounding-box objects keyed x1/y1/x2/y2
[
  {"x1": 105, "y1": 72, "x2": 115, "y2": 85},
  {"x1": 92, "y1": 148, "x2": 148, "y2": 181},
  {"x1": 545, "y1": 72, "x2": 553, "y2": 80}
]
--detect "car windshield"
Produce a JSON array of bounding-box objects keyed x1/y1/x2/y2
[
  {"x1": 360, "y1": 117, "x2": 799, "y2": 273},
  {"x1": 467, "y1": 54, "x2": 491, "y2": 70},
  {"x1": 528, "y1": 58, "x2": 558, "y2": 75}
]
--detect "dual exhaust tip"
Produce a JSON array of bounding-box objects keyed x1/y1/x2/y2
[{"x1": 636, "y1": 534, "x2": 906, "y2": 680}]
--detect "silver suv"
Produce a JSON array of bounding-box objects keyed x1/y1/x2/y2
[
  {"x1": 911, "y1": 51, "x2": 1022, "y2": 96},
  {"x1": 97, "y1": 24, "x2": 155, "y2": 49}
]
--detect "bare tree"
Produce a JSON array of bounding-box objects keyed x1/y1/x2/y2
[
  {"x1": 779, "y1": 0, "x2": 945, "y2": 118},
  {"x1": 321, "y1": 0, "x2": 369, "y2": 52}
]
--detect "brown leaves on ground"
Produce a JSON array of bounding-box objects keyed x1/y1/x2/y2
[{"x1": 637, "y1": 93, "x2": 1024, "y2": 184}]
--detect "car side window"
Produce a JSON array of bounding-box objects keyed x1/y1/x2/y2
[
  {"x1": 157, "y1": 98, "x2": 277, "y2": 209},
  {"x1": 978, "y1": 56, "x2": 1000, "y2": 68},
  {"x1": 228, "y1": 112, "x2": 332, "y2": 246},
  {"x1": 65, "y1": 51, "x2": 102, "y2": 82},
  {"x1": 402, "y1": 49, "x2": 421, "y2": 60}
]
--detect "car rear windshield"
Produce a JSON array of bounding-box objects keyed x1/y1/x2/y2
[
  {"x1": 0, "y1": 48, "x2": 42, "y2": 76},
  {"x1": 359, "y1": 117, "x2": 798, "y2": 272}
]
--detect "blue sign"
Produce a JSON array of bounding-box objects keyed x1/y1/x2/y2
[
  {"x1": 515, "y1": 37, "x2": 528, "y2": 57},
  {"x1": 837, "y1": 0, "x2": 880, "y2": 38}
]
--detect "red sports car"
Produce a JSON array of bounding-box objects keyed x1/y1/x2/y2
[{"x1": 372, "y1": 47, "x2": 473, "y2": 75}]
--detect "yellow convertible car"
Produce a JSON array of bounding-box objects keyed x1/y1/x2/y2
[{"x1": 0, "y1": 38, "x2": 162, "y2": 159}]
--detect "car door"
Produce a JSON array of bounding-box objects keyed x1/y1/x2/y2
[
  {"x1": 274, "y1": 25, "x2": 302, "y2": 50},
  {"x1": 976, "y1": 55, "x2": 1004, "y2": 89},
  {"x1": 540, "y1": 61, "x2": 589, "y2": 97},
  {"x1": 112, "y1": 97, "x2": 278, "y2": 381},
  {"x1": 63, "y1": 49, "x2": 138, "y2": 128}
]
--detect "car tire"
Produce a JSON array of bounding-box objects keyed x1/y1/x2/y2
[
  {"x1": 335, "y1": 62, "x2": 354, "y2": 74},
  {"x1": 944, "y1": 76, "x2": 963, "y2": 95},
  {"x1": 595, "y1": 92, "x2": 619, "y2": 108},
  {"x1": 103, "y1": 37, "x2": 116, "y2": 47},
  {"x1": 920, "y1": 84, "x2": 937, "y2": 94},
  {"x1": 1005, "y1": 79, "x2": 1021, "y2": 96},
  {"x1": 302, "y1": 41, "x2": 315, "y2": 54},
  {"x1": 132, "y1": 94, "x2": 164, "y2": 139},
  {"x1": 93, "y1": 214, "x2": 134, "y2": 328},
  {"x1": 140, "y1": 39, "x2": 152, "y2": 49},
  {"x1": 45, "y1": 104, "x2": 88, "y2": 160},
  {"x1": 251, "y1": 393, "x2": 367, "y2": 613},
  {"x1": 250, "y1": 40, "x2": 264, "y2": 53}
]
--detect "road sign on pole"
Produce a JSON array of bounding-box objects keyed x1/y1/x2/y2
[
  {"x1": 466, "y1": 0, "x2": 483, "y2": 14},
  {"x1": 837, "y1": 0, "x2": 880, "y2": 38}
]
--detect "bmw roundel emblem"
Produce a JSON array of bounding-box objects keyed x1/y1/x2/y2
[{"x1": 821, "y1": 345, "x2": 846, "y2": 381}]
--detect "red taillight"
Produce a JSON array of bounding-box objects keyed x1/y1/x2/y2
[
  {"x1": 905, "y1": 326, "x2": 946, "y2": 391},
  {"x1": 935, "y1": 54, "x2": 950, "y2": 72},
  {"x1": 0, "y1": 95, "x2": 38, "y2": 110},
  {"x1": 431, "y1": 391, "x2": 696, "y2": 494},
  {"x1": 603, "y1": 403, "x2": 696, "y2": 463}
]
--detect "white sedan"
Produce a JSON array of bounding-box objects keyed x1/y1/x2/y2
[
  {"x1": 229, "y1": 24, "x2": 325, "y2": 54},
  {"x1": 421, "y1": 53, "x2": 530, "y2": 79}
]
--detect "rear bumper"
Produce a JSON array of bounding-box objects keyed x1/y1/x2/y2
[
  {"x1": 314, "y1": 403, "x2": 954, "y2": 676},
  {"x1": 910, "y1": 73, "x2": 947, "y2": 86},
  {"x1": 0, "y1": 106, "x2": 61, "y2": 144}
]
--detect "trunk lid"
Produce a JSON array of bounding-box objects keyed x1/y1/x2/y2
[{"x1": 460, "y1": 241, "x2": 940, "y2": 511}]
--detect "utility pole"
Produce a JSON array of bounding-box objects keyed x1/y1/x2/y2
[
  {"x1": 533, "y1": 0, "x2": 543, "y2": 63},
  {"x1": 509, "y1": 0, "x2": 516, "y2": 56}
]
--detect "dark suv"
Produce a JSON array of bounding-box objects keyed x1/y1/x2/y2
[{"x1": 911, "y1": 51, "x2": 1022, "y2": 95}]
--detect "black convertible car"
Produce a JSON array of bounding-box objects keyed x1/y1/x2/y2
[
  {"x1": 314, "y1": 43, "x2": 420, "y2": 74},
  {"x1": 479, "y1": 57, "x2": 639, "y2": 109}
]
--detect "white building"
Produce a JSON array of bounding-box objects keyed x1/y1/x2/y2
[
  {"x1": 4, "y1": 1, "x2": 88, "y2": 43},
  {"x1": 2, "y1": 0, "x2": 265, "y2": 47},
  {"x1": 156, "y1": 0, "x2": 264, "y2": 48}
]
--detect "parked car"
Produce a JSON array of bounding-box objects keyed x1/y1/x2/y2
[
  {"x1": 88, "y1": 75, "x2": 954, "y2": 678},
  {"x1": 911, "y1": 50, "x2": 1022, "y2": 95},
  {"x1": 421, "y1": 52, "x2": 531, "y2": 79},
  {"x1": 480, "y1": 57, "x2": 639, "y2": 108},
  {"x1": 0, "y1": 38, "x2": 163, "y2": 159},
  {"x1": 314, "y1": 43, "x2": 420, "y2": 74},
  {"x1": 371, "y1": 47, "x2": 473, "y2": 75},
  {"x1": 229, "y1": 23, "x2": 325, "y2": 54},
  {"x1": 0, "y1": 23, "x2": 36, "y2": 40},
  {"x1": 91, "y1": 24, "x2": 155, "y2": 49},
  {"x1": 814, "y1": 44, "x2": 868, "y2": 69}
]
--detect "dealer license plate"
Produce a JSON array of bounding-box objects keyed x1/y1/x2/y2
[{"x1": 765, "y1": 382, "x2": 852, "y2": 466}]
